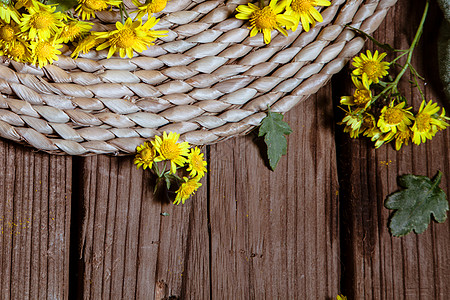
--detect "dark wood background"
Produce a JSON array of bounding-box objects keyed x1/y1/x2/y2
[{"x1": 1, "y1": 0, "x2": 449, "y2": 299}]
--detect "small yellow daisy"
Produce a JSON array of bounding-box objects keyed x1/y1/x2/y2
[
  {"x1": 132, "y1": 0, "x2": 168, "y2": 20},
  {"x1": 336, "y1": 295, "x2": 347, "y2": 300},
  {"x1": 186, "y1": 147, "x2": 207, "y2": 178},
  {"x1": 75, "y1": 0, "x2": 122, "y2": 20},
  {"x1": 94, "y1": 18, "x2": 165, "y2": 59},
  {"x1": 411, "y1": 100, "x2": 449, "y2": 145},
  {"x1": 57, "y1": 20, "x2": 93, "y2": 43},
  {"x1": 394, "y1": 128, "x2": 412, "y2": 151},
  {"x1": 174, "y1": 176, "x2": 202, "y2": 205},
  {"x1": 71, "y1": 33, "x2": 104, "y2": 59},
  {"x1": 20, "y1": 2, "x2": 65, "y2": 41},
  {"x1": 151, "y1": 131, "x2": 190, "y2": 174},
  {"x1": 2, "y1": 39, "x2": 30, "y2": 62},
  {"x1": 236, "y1": 0, "x2": 297, "y2": 44},
  {"x1": 352, "y1": 50, "x2": 390, "y2": 84},
  {"x1": 29, "y1": 38, "x2": 63, "y2": 68},
  {"x1": 134, "y1": 142, "x2": 157, "y2": 170},
  {"x1": 0, "y1": 22, "x2": 20, "y2": 45},
  {"x1": 377, "y1": 102, "x2": 414, "y2": 134},
  {"x1": 284, "y1": 0, "x2": 331, "y2": 32},
  {"x1": 340, "y1": 73, "x2": 372, "y2": 107}
]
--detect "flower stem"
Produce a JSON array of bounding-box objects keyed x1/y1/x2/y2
[{"x1": 367, "y1": 0, "x2": 429, "y2": 106}]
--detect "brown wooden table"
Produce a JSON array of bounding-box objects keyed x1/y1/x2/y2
[{"x1": 1, "y1": 0, "x2": 449, "y2": 299}]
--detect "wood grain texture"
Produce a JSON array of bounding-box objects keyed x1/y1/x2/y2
[
  {"x1": 71, "y1": 155, "x2": 209, "y2": 299},
  {"x1": 0, "y1": 139, "x2": 71, "y2": 300},
  {"x1": 335, "y1": 0, "x2": 450, "y2": 298},
  {"x1": 209, "y1": 84, "x2": 340, "y2": 299}
]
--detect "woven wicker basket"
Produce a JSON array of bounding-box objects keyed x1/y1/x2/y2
[{"x1": 0, "y1": 0, "x2": 397, "y2": 155}]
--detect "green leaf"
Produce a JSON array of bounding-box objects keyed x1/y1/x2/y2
[
  {"x1": 385, "y1": 171, "x2": 449, "y2": 237},
  {"x1": 1, "y1": 0, "x2": 11, "y2": 6},
  {"x1": 46, "y1": 0, "x2": 78, "y2": 13},
  {"x1": 258, "y1": 109, "x2": 292, "y2": 171}
]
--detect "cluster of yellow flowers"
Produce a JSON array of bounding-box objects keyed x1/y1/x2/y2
[
  {"x1": 340, "y1": 50, "x2": 450, "y2": 150},
  {"x1": 134, "y1": 132, "x2": 207, "y2": 205},
  {"x1": 236, "y1": 0, "x2": 331, "y2": 44},
  {"x1": 0, "y1": 0, "x2": 168, "y2": 67}
]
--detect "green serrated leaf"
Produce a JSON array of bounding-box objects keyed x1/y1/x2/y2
[
  {"x1": 258, "y1": 109, "x2": 292, "y2": 171},
  {"x1": 385, "y1": 171, "x2": 449, "y2": 237},
  {"x1": 46, "y1": 0, "x2": 78, "y2": 13}
]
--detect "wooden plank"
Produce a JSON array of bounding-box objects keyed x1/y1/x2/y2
[
  {"x1": 72, "y1": 154, "x2": 209, "y2": 299},
  {"x1": 209, "y1": 84, "x2": 340, "y2": 298},
  {"x1": 0, "y1": 140, "x2": 71, "y2": 300},
  {"x1": 335, "y1": 0, "x2": 450, "y2": 298}
]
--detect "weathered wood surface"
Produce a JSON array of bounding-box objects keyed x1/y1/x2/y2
[
  {"x1": 0, "y1": 0, "x2": 449, "y2": 299},
  {"x1": 0, "y1": 140, "x2": 72, "y2": 300}
]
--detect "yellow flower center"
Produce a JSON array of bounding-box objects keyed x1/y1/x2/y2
[
  {"x1": 35, "y1": 42, "x2": 53, "y2": 58},
  {"x1": 415, "y1": 113, "x2": 431, "y2": 132},
  {"x1": 160, "y1": 141, "x2": 181, "y2": 160},
  {"x1": 252, "y1": 6, "x2": 277, "y2": 29},
  {"x1": 85, "y1": 0, "x2": 108, "y2": 11},
  {"x1": 31, "y1": 12, "x2": 54, "y2": 30},
  {"x1": 140, "y1": 148, "x2": 155, "y2": 162},
  {"x1": 9, "y1": 43, "x2": 26, "y2": 59},
  {"x1": 361, "y1": 61, "x2": 380, "y2": 77},
  {"x1": 0, "y1": 25, "x2": 15, "y2": 42},
  {"x1": 147, "y1": 0, "x2": 167, "y2": 13},
  {"x1": 114, "y1": 29, "x2": 138, "y2": 48},
  {"x1": 353, "y1": 89, "x2": 371, "y2": 105},
  {"x1": 384, "y1": 108, "x2": 404, "y2": 125},
  {"x1": 291, "y1": 0, "x2": 313, "y2": 13}
]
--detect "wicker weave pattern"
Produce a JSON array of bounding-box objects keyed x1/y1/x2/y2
[{"x1": 0, "y1": 0, "x2": 397, "y2": 155}]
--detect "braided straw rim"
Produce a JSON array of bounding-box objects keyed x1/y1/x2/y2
[{"x1": 0, "y1": 0, "x2": 398, "y2": 155}]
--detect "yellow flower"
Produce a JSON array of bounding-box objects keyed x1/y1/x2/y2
[
  {"x1": 186, "y1": 147, "x2": 207, "y2": 178},
  {"x1": 134, "y1": 142, "x2": 157, "y2": 170},
  {"x1": 174, "y1": 176, "x2": 202, "y2": 205},
  {"x1": 57, "y1": 20, "x2": 93, "y2": 43},
  {"x1": 75, "y1": 0, "x2": 122, "y2": 20},
  {"x1": 0, "y1": 22, "x2": 21, "y2": 45},
  {"x1": 284, "y1": 0, "x2": 331, "y2": 32},
  {"x1": 340, "y1": 73, "x2": 372, "y2": 107},
  {"x1": 94, "y1": 18, "x2": 164, "y2": 59},
  {"x1": 132, "y1": 0, "x2": 168, "y2": 20},
  {"x1": 29, "y1": 39, "x2": 62, "y2": 68},
  {"x1": 0, "y1": 3, "x2": 20, "y2": 24},
  {"x1": 151, "y1": 131, "x2": 190, "y2": 174},
  {"x1": 394, "y1": 127, "x2": 412, "y2": 151},
  {"x1": 71, "y1": 33, "x2": 104, "y2": 59},
  {"x1": 377, "y1": 102, "x2": 414, "y2": 134},
  {"x1": 411, "y1": 100, "x2": 450, "y2": 145},
  {"x1": 2, "y1": 39, "x2": 30, "y2": 62},
  {"x1": 336, "y1": 295, "x2": 347, "y2": 300},
  {"x1": 20, "y1": 2, "x2": 65, "y2": 41},
  {"x1": 15, "y1": 0, "x2": 35, "y2": 10},
  {"x1": 141, "y1": 17, "x2": 168, "y2": 42},
  {"x1": 352, "y1": 50, "x2": 389, "y2": 84},
  {"x1": 235, "y1": 0, "x2": 297, "y2": 44},
  {"x1": 340, "y1": 108, "x2": 364, "y2": 138}
]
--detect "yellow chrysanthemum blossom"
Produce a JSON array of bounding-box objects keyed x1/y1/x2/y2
[
  {"x1": 174, "y1": 176, "x2": 202, "y2": 205},
  {"x1": 377, "y1": 102, "x2": 414, "y2": 134},
  {"x1": 75, "y1": 0, "x2": 122, "y2": 20},
  {"x1": 340, "y1": 73, "x2": 372, "y2": 107},
  {"x1": 394, "y1": 128, "x2": 412, "y2": 151},
  {"x1": 284, "y1": 0, "x2": 331, "y2": 32},
  {"x1": 94, "y1": 17, "x2": 165, "y2": 59},
  {"x1": 134, "y1": 142, "x2": 157, "y2": 170},
  {"x1": 336, "y1": 295, "x2": 347, "y2": 300},
  {"x1": 20, "y1": 2, "x2": 65, "y2": 41},
  {"x1": 2, "y1": 39, "x2": 30, "y2": 62},
  {"x1": 71, "y1": 33, "x2": 104, "y2": 58},
  {"x1": 29, "y1": 39, "x2": 62, "y2": 68},
  {"x1": 141, "y1": 17, "x2": 169, "y2": 41},
  {"x1": 352, "y1": 50, "x2": 390, "y2": 84},
  {"x1": 132, "y1": 0, "x2": 168, "y2": 20},
  {"x1": 236, "y1": 0, "x2": 297, "y2": 44},
  {"x1": 151, "y1": 131, "x2": 190, "y2": 174},
  {"x1": 186, "y1": 147, "x2": 207, "y2": 178},
  {"x1": 57, "y1": 20, "x2": 93, "y2": 43},
  {"x1": 411, "y1": 100, "x2": 450, "y2": 145},
  {"x1": 0, "y1": 22, "x2": 20, "y2": 45},
  {"x1": 0, "y1": 3, "x2": 20, "y2": 24}
]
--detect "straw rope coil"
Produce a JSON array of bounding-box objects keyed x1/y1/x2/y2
[{"x1": 0, "y1": 0, "x2": 398, "y2": 155}]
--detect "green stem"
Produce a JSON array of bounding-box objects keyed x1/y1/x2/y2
[{"x1": 367, "y1": 0, "x2": 429, "y2": 106}]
